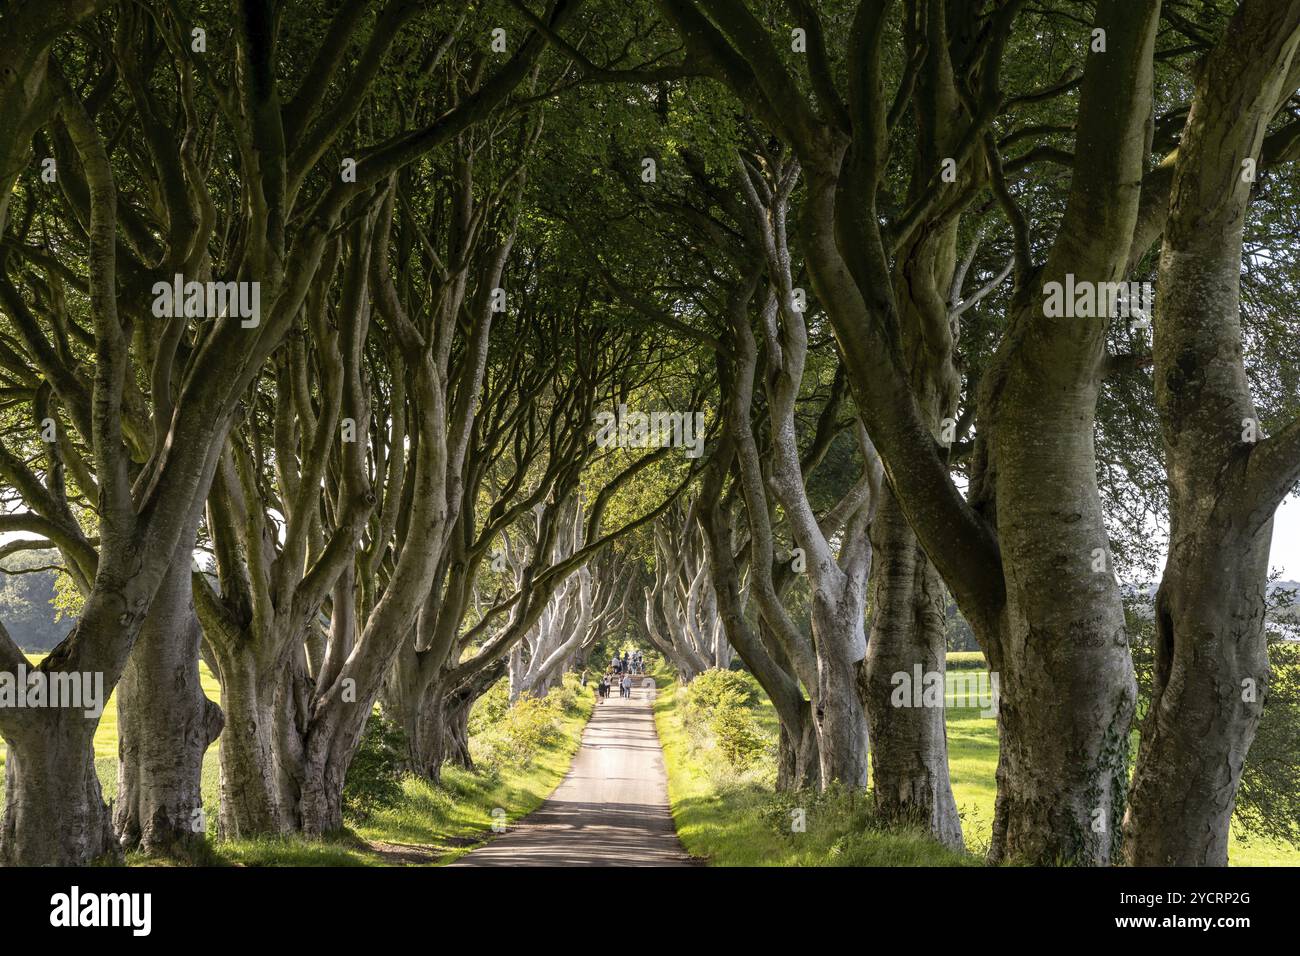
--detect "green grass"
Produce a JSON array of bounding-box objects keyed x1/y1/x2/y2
[
  {"x1": 656, "y1": 660, "x2": 1300, "y2": 867},
  {"x1": 653, "y1": 665, "x2": 977, "y2": 866},
  {"x1": 210, "y1": 687, "x2": 593, "y2": 867},
  {"x1": 2, "y1": 658, "x2": 593, "y2": 866},
  {"x1": 945, "y1": 651, "x2": 988, "y2": 671}
]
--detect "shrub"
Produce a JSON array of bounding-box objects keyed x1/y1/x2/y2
[
  {"x1": 467, "y1": 679, "x2": 511, "y2": 738},
  {"x1": 545, "y1": 673, "x2": 585, "y2": 716},
  {"x1": 343, "y1": 712, "x2": 408, "y2": 823},
  {"x1": 710, "y1": 703, "x2": 767, "y2": 771},
  {"x1": 680, "y1": 669, "x2": 771, "y2": 774},
  {"x1": 474, "y1": 689, "x2": 568, "y2": 772},
  {"x1": 683, "y1": 668, "x2": 761, "y2": 722}
]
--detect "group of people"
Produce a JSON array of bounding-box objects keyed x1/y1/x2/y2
[
  {"x1": 581, "y1": 650, "x2": 647, "y2": 703},
  {"x1": 593, "y1": 671, "x2": 633, "y2": 702},
  {"x1": 609, "y1": 650, "x2": 645, "y2": 676}
]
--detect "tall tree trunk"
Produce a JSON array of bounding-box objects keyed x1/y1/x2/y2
[
  {"x1": 864, "y1": 488, "x2": 963, "y2": 849},
  {"x1": 982, "y1": 358, "x2": 1136, "y2": 865},
  {"x1": 861, "y1": 39, "x2": 968, "y2": 840},
  {"x1": 1125, "y1": 530, "x2": 1271, "y2": 864},
  {"x1": 1, "y1": 716, "x2": 115, "y2": 865},
  {"x1": 114, "y1": 530, "x2": 224, "y2": 856},
  {"x1": 439, "y1": 688, "x2": 477, "y2": 772},
  {"x1": 507, "y1": 644, "x2": 525, "y2": 701},
  {"x1": 213, "y1": 650, "x2": 284, "y2": 838},
  {"x1": 810, "y1": 589, "x2": 871, "y2": 789},
  {"x1": 297, "y1": 703, "x2": 363, "y2": 836},
  {"x1": 417, "y1": 664, "x2": 504, "y2": 783},
  {"x1": 383, "y1": 638, "x2": 441, "y2": 779},
  {"x1": 775, "y1": 701, "x2": 820, "y2": 792},
  {"x1": 1124, "y1": 0, "x2": 1300, "y2": 864}
]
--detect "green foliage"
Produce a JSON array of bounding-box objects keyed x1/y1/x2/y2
[
  {"x1": 471, "y1": 676, "x2": 584, "y2": 773},
  {"x1": 466, "y1": 678, "x2": 512, "y2": 738},
  {"x1": 51, "y1": 568, "x2": 85, "y2": 624},
  {"x1": 683, "y1": 668, "x2": 761, "y2": 716},
  {"x1": 679, "y1": 669, "x2": 771, "y2": 774},
  {"x1": 710, "y1": 704, "x2": 768, "y2": 771},
  {"x1": 0, "y1": 551, "x2": 70, "y2": 651},
  {"x1": 342, "y1": 712, "x2": 408, "y2": 823}
]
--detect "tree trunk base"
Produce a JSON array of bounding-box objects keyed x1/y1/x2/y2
[{"x1": 1, "y1": 721, "x2": 118, "y2": 866}]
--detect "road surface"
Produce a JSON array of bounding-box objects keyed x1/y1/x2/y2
[{"x1": 452, "y1": 680, "x2": 695, "y2": 867}]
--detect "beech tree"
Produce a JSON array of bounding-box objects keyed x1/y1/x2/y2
[
  {"x1": 0, "y1": 0, "x2": 581, "y2": 861},
  {"x1": 1125, "y1": 0, "x2": 1300, "y2": 865},
  {"x1": 506, "y1": 508, "x2": 630, "y2": 700},
  {"x1": 4, "y1": 0, "x2": 1300, "y2": 871},
  {"x1": 643, "y1": 501, "x2": 731, "y2": 681}
]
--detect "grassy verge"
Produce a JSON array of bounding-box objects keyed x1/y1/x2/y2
[
  {"x1": 655, "y1": 660, "x2": 1300, "y2": 867},
  {"x1": 207, "y1": 676, "x2": 595, "y2": 866},
  {"x1": 652, "y1": 665, "x2": 977, "y2": 866},
  {"x1": 2, "y1": 660, "x2": 593, "y2": 866}
]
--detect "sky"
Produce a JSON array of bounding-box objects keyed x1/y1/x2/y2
[{"x1": 1271, "y1": 494, "x2": 1300, "y2": 582}]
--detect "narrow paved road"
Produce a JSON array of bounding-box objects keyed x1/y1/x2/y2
[{"x1": 452, "y1": 680, "x2": 695, "y2": 867}]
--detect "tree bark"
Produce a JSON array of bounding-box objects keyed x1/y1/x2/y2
[
  {"x1": 1124, "y1": 0, "x2": 1300, "y2": 865},
  {"x1": 213, "y1": 649, "x2": 284, "y2": 838},
  {"x1": 1, "y1": 714, "x2": 115, "y2": 865},
  {"x1": 1125, "y1": 531, "x2": 1271, "y2": 864},
  {"x1": 979, "y1": 326, "x2": 1137, "y2": 865},
  {"x1": 114, "y1": 526, "x2": 224, "y2": 857},
  {"x1": 864, "y1": 488, "x2": 963, "y2": 849},
  {"x1": 383, "y1": 638, "x2": 446, "y2": 781},
  {"x1": 412, "y1": 662, "x2": 504, "y2": 783},
  {"x1": 811, "y1": 605, "x2": 870, "y2": 790},
  {"x1": 775, "y1": 700, "x2": 820, "y2": 792},
  {"x1": 296, "y1": 704, "x2": 360, "y2": 835}
]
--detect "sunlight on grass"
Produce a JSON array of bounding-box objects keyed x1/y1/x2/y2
[
  {"x1": 208, "y1": 679, "x2": 593, "y2": 866},
  {"x1": 656, "y1": 660, "x2": 1300, "y2": 867},
  {"x1": 653, "y1": 665, "x2": 977, "y2": 867},
  {"x1": 2, "y1": 661, "x2": 593, "y2": 866}
]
